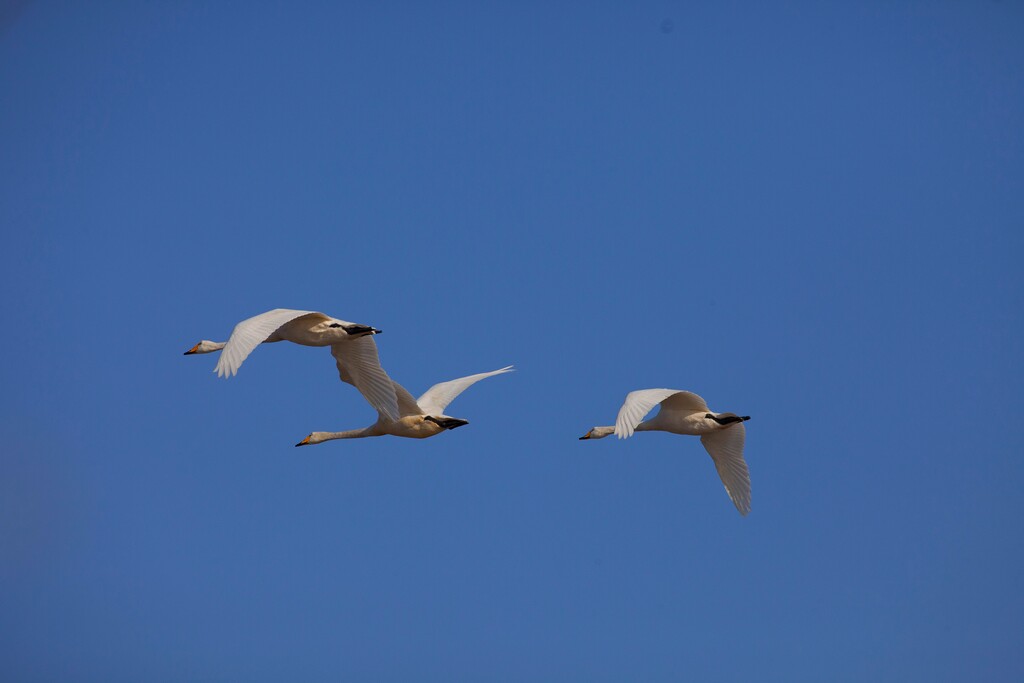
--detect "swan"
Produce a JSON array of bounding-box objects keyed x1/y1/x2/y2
[
  {"x1": 185, "y1": 308, "x2": 400, "y2": 420},
  {"x1": 184, "y1": 308, "x2": 381, "y2": 376},
  {"x1": 296, "y1": 365, "x2": 514, "y2": 445},
  {"x1": 580, "y1": 389, "x2": 752, "y2": 515}
]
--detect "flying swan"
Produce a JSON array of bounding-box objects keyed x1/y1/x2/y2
[
  {"x1": 184, "y1": 308, "x2": 400, "y2": 420},
  {"x1": 296, "y1": 363, "x2": 514, "y2": 445},
  {"x1": 579, "y1": 389, "x2": 752, "y2": 515}
]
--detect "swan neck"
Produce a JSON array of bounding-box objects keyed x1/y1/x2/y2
[
  {"x1": 317, "y1": 428, "x2": 373, "y2": 441},
  {"x1": 187, "y1": 340, "x2": 227, "y2": 354}
]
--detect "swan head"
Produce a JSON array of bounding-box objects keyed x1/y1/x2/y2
[
  {"x1": 295, "y1": 433, "x2": 326, "y2": 447},
  {"x1": 184, "y1": 340, "x2": 223, "y2": 355},
  {"x1": 579, "y1": 426, "x2": 615, "y2": 440}
]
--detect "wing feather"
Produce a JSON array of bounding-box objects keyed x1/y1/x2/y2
[
  {"x1": 214, "y1": 309, "x2": 323, "y2": 378},
  {"x1": 391, "y1": 381, "x2": 425, "y2": 418},
  {"x1": 615, "y1": 389, "x2": 707, "y2": 439},
  {"x1": 330, "y1": 337, "x2": 400, "y2": 421},
  {"x1": 701, "y1": 423, "x2": 751, "y2": 516},
  {"x1": 660, "y1": 391, "x2": 709, "y2": 414},
  {"x1": 416, "y1": 366, "x2": 514, "y2": 416}
]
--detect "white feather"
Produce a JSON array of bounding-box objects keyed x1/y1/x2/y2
[
  {"x1": 417, "y1": 366, "x2": 515, "y2": 416},
  {"x1": 214, "y1": 308, "x2": 322, "y2": 378},
  {"x1": 701, "y1": 423, "x2": 751, "y2": 516},
  {"x1": 330, "y1": 337, "x2": 401, "y2": 421}
]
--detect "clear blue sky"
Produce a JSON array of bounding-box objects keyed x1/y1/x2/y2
[{"x1": 2, "y1": 2, "x2": 1022, "y2": 680}]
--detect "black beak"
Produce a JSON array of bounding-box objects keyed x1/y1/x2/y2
[
  {"x1": 183, "y1": 350, "x2": 195, "y2": 355},
  {"x1": 579, "y1": 435, "x2": 588, "y2": 440}
]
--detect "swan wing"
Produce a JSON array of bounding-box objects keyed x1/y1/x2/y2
[
  {"x1": 214, "y1": 308, "x2": 326, "y2": 378},
  {"x1": 660, "y1": 390, "x2": 709, "y2": 414},
  {"x1": 392, "y1": 381, "x2": 425, "y2": 417},
  {"x1": 337, "y1": 363, "x2": 420, "y2": 417},
  {"x1": 701, "y1": 423, "x2": 751, "y2": 516},
  {"x1": 615, "y1": 389, "x2": 707, "y2": 439},
  {"x1": 330, "y1": 337, "x2": 400, "y2": 421},
  {"x1": 416, "y1": 366, "x2": 514, "y2": 416}
]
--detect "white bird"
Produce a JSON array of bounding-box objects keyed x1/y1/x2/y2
[
  {"x1": 185, "y1": 308, "x2": 400, "y2": 420},
  {"x1": 580, "y1": 389, "x2": 752, "y2": 515},
  {"x1": 296, "y1": 365, "x2": 514, "y2": 445}
]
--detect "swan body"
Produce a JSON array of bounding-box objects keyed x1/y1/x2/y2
[
  {"x1": 185, "y1": 308, "x2": 400, "y2": 420},
  {"x1": 580, "y1": 388, "x2": 752, "y2": 516},
  {"x1": 296, "y1": 366, "x2": 514, "y2": 445}
]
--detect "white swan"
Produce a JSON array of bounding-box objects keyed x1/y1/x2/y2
[
  {"x1": 184, "y1": 308, "x2": 380, "y2": 376},
  {"x1": 580, "y1": 389, "x2": 752, "y2": 515},
  {"x1": 185, "y1": 308, "x2": 400, "y2": 420},
  {"x1": 296, "y1": 365, "x2": 514, "y2": 445}
]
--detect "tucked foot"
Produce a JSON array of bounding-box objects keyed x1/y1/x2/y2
[
  {"x1": 424, "y1": 416, "x2": 470, "y2": 430},
  {"x1": 342, "y1": 324, "x2": 381, "y2": 336},
  {"x1": 705, "y1": 413, "x2": 751, "y2": 426}
]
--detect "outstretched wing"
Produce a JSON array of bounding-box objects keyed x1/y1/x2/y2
[
  {"x1": 614, "y1": 389, "x2": 708, "y2": 439},
  {"x1": 416, "y1": 366, "x2": 514, "y2": 416},
  {"x1": 215, "y1": 308, "x2": 327, "y2": 378},
  {"x1": 331, "y1": 336, "x2": 400, "y2": 421},
  {"x1": 701, "y1": 423, "x2": 751, "y2": 516}
]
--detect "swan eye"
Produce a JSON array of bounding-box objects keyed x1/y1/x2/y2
[{"x1": 328, "y1": 323, "x2": 343, "y2": 328}]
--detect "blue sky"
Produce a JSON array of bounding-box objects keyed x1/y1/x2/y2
[{"x1": 1, "y1": 1, "x2": 1022, "y2": 680}]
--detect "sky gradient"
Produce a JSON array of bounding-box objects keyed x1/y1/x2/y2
[{"x1": 1, "y1": 2, "x2": 1022, "y2": 681}]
